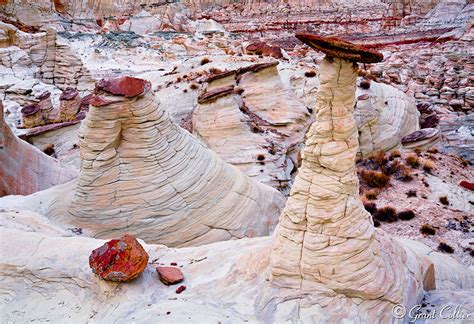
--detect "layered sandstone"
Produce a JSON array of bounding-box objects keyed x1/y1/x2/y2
[
  {"x1": 0, "y1": 100, "x2": 77, "y2": 196},
  {"x1": 269, "y1": 55, "x2": 431, "y2": 319},
  {"x1": 193, "y1": 62, "x2": 311, "y2": 190},
  {"x1": 46, "y1": 76, "x2": 284, "y2": 247}
]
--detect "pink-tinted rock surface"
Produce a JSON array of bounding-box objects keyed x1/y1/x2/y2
[
  {"x1": 95, "y1": 76, "x2": 151, "y2": 98},
  {"x1": 156, "y1": 267, "x2": 184, "y2": 285},
  {"x1": 0, "y1": 101, "x2": 77, "y2": 196},
  {"x1": 89, "y1": 234, "x2": 149, "y2": 282}
]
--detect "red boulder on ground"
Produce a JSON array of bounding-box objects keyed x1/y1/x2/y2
[
  {"x1": 156, "y1": 267, "x2": 184, "y2": 285},
  {"x1": 89, "y1": 234, "x2": 149, "y2": 282}
]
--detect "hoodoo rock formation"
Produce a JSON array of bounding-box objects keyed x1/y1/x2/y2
[
  {"x1": 269, "y1": 35, "x2": 433, "y2": 319},
  {"x1": 46, "y1": 76, "x2": 285, "y2": 247}
]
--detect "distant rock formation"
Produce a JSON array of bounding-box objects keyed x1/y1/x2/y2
[
  {"x1": 47, "y1": 76, "x2": 285, "y2": 247},
  {"x1": 0, "y1": 100, "x2": 77, "y2": 196},
  {"x1": 355, "y1": 79, "x2": 420, "y2": 157},
  {"x1": 193, "y1": 62, "x2": 311, "y2": 191}
]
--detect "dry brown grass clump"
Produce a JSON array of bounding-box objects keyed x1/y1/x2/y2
[
  {"x1": 373, "y1": 206, "x2": 397, "y2": 223},
  {"x1": 360, "y1": 170, "x2": 390, "y2": 188},
  {"x1": 395, "y1": 164, "x2": 413, "y2": 182},
  {"x1": 405, "y1": 153, "x2": 420, "y2": 167},
  {"x1": 364, "y1": 189, "x2": 379, "y2": 200},
  {"x1": 200, "y1": 57, "x2": 210, "y2": 65},
  {"x1": 439, "y1": 196, "x2": 449, "y2": 205},
  {"x1": 438, "y1": 242, "x2": 454, "y2": 254},
  {"x1": 390, "y1": 149, "x2": 401, "y2": 159},
  {"x1": 420, "y1": 224, "x2": 436, "y2": 236},
  {"x1": 397, "y1": 210, "x2": 415, "y2": 221},
  {"x1": 363, "y1": 201, "x2": 377, "y2": 214},
  {"x1": 304, "y1": 70, "x2": 316, "y2": 77},
  {"x1": 406, "y1": 189, "x2": 417, "y2": 197},
  {"x1": 189, "y1": 83, "x2": 199, "y2": 90},
  {"x1": 422, "y1": 159, "x2": 436, "y2": 173}
]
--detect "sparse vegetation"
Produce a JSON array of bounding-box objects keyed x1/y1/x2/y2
[
  {"x1": 365, "y1": 189, "x2": 379, "y2": 200},
  {"x1": 422, "y1": 159, "x2": 436, "y2": 173},
  {"x1": 395, "y1": 164, "x2": 413, "y2": 182},
  {"x1": 397, "y1": 210, "x2": 415, "y2": 221},
  {"x1": 360, "y1": 170, "x2": 390, "y2": 188},
  {"x1": 373, "y1": 206, "x2": 397, "y2": 223},
  {"x1": 209, "y1": 68, "x2": 222, "y2": 74},
  {"x1": 200, "y1": 57, "x2": 210, "y2": 65},
  {"x1": 189, "y1": 83, "x2": 199, "y2": 90},
  {"x1": 406, "y1": 190, "x2": 417, "y2": 198},
  {"x1": 420, "y1": 224, "x2": 436, "y2": 236},
  {"x1": 257, "y1": 154, "x2": 265, "y2": 161},
  {"x1": 406, "y1": 153, "x2": 420, "y2": 168},
  {"x1": 438, "y1": 242, "x2": 454, "y2": 254},
  {"x1": 363, "y1": 201, "x2": 377, "y2": 214},
  {"x1": 304, "y1": 70, "x2": 316, "y2": 77},
  {"x1": 390, "y1": 149, "x2": 401, "y2": 159},
  {"x1": 439, "y1": 196, "x2": 449, "y2": 206}
]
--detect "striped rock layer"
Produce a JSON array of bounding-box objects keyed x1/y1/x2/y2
[
  {"x1": 355, "y1": 80, "x2": 420, "y2": 157},
  {"x1": 48, "y1": 77, "x2": 284, "y2": 247},
  {"x1": 269, "y1": 58, "x2": 431, "y2": 319},
  {"x1": 193, "y1": 62, "x2": 311, "y2": 191}
]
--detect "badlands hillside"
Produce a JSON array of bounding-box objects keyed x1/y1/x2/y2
[{"x1": 0, "y1": 0, "x2": 473, "y2": 323}]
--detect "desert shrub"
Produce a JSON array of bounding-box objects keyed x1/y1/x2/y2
[
  {"x1": 365, "y1": 189, "x2": 379, "y2": 200},
  {"x1": 360, "y1": 79, "x2": 371, "y2": 89},
  {"x1": 304, "y1": 70, "x2": 316, "y2": 78},
  {"x1": 427, "y1": 147, "x2": 439, "y2": 154},
  {"x1": 406, "y1": 153, "x2": 419, "y2": 167},
  {"x1": 189, "y1": 83, "x2": 199, "y2": 90},
  {"x1": 395, "y1": 164, "x2": 413, "y2": 182},
  {"x1": 438, "y1": 242, "x2": 454, "y2": 254},
  {"x1": 373, "y1": 219, "x2": 381, "y2": 227},
  {"x1": 371, "y1": 151, "x2": 388, "y2": 166},
  {"x1": 373, "y1": 206, "x2": 397, "y2": 223},
  {"x1": 257, "y1": 154, "x2": 265, "y2": 161},
  {"x1": 406, "y1": 190, "x2": 417, "y2": 197},
  {"x1": 42, "y1": 144, "x2": 55, "y2": 156},
  {"x1": 182, "y1": 88, "x2": 188, "y2": 93},
  {"x1": 209, "y1": 68, "x2": 222, "y2": 74},
  {"x1": 200, "y1": 57, "x2": 210, "y2": 65},
  {"x1": 390, "y1": 149, "x2": 401, "y2": 159},
  {"x1": 422, "y1": 159, "x2": 436, "y2": 173},
  {"x1": 439, "y1": 196, "x2": 449, "y2": 206},
  {"x1": 397, "y1": 210, "x2": 415, "y2": 221},
  {"x1": 360, "y1": 170, "x2": 390, "y2": 188},
  {"x1": 420, "y1": 224, "x2": 436, "y2": 236},
  {"x1": 363, "y1": 201, "x2": 377, "y2": 214},
  {"x1": 382, "y1": 160, "x2": 401, "y2": 175}
]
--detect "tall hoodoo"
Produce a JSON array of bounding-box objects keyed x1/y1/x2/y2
[
  {"x1": 269, "y1": 34, "x2": 431, "y2": 316},
  {"x1": 51, "y1": 76, "x2": 284, "y2": 247}
]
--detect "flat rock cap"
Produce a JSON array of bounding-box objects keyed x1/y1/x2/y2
[{"x1": 295, "y1": 33, "x2": 384, "y2": 63}]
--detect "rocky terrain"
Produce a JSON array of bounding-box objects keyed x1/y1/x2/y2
[{"x1": 0, "y1": 0, "x2": 473, "y2": 322}]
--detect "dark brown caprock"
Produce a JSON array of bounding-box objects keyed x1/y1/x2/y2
[{"x1": 295, "y1": 33, "x2": 384, "y2": 63}]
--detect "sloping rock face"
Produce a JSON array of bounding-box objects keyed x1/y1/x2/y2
[
  {"x1": 0, "y1": 209, "x2": 472, "y2": 323},
  {"x1": 193, "y1": 62, "x2": 311, "y2": 191},
  {"x1": 269, "y1": 58, "x2": 430, "y2": 320},
  {"x1": 0, "y1": 100, "x2": 77, "y2": 196},
  {"x1": 47, "y1": 76, "x2": 284, "y2": 247},
  {"x1": 355, "y1": 79, "x2": 420, "y2": 156}
]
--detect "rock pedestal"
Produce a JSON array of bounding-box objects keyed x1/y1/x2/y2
[
  {"x1": 59, "y1": 88, "x2": 81, "y2": 121},
  {"x1": 269, "y1": 40, "x2": 431, "y2": 319}
]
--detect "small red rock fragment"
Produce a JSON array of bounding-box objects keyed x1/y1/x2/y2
[
  {"x1": 156, "y1": 266, "x2": 184, "y2": 285},
  {"x1": 459, "y1": 180, "x2": 474, "y2": 191},
  {"x1": 89, "y1": 234, "x2": 149, "y2": 282},
  {"x1": 175, "y1": 285, "x2": 186, "y2": 294}
]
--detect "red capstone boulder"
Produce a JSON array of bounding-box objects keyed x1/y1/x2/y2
[
  {"x1": 156, "y1": 266, "x2": 184, "y2": 285},
  {"x1": 89, "y1": 234, "x2": 149, "y2": 282},
  {"x1": 95, "y1": 76, "x2": 151, "y2": 98}
]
